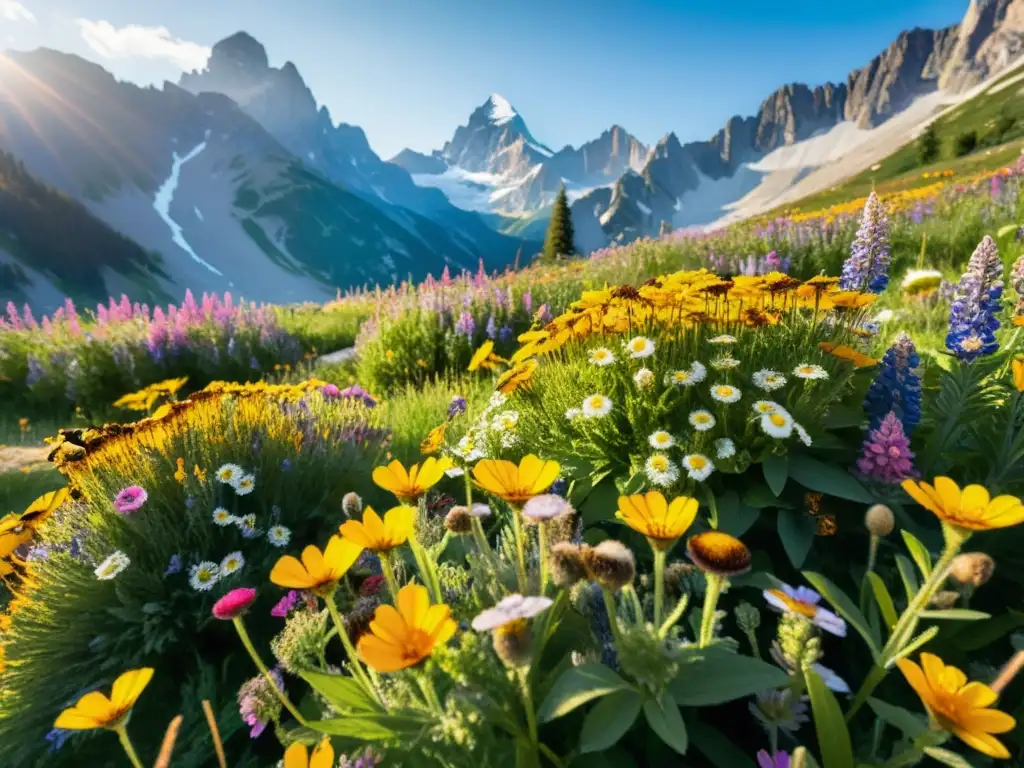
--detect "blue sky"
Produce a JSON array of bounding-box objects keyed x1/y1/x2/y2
[{"x1": 1, "y1": 0, "x2": 969, "y2": 159}]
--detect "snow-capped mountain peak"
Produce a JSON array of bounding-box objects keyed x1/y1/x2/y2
[{"x1": 486, "y1": 93, "x2": 517, "y2": 125}]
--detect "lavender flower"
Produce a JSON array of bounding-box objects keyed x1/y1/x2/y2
[
  {"x1": 447, "y1": 395, "x2": 468, "y2": 420},
  {"x1": 839, "y1": 191, "x2": 891, "y2": 293},
  {"x1": 339, "y1": 384, "x2": 377, "y2": 408},
  {"x1": 1011, "y1": 254, "x2": 1024, "y2": 324},
  {"x1": 946, "y1": 235, "x2": 1003, "y2": 361},
  {"x1": 856, "y1": 412, "x2": 917, "y2": 484},
  {"x1": 237, "y1": 667, "x2": 284, "y2": 738},
  {"x1": 863, "y1": 332, "x2": 921, "y2": 433},
  {"x1": 454, "y1": 310, "x2": 476, "y2": 338},
  {"x1": 757, "y1": 750, "x2": 791, "y2": 768},
  {"x1": 271, "y1": 590, "x2": 301, "y2": 618},
  {"x1": 339, "y1": 747, "x2": 383, "y2": 768},
  {"x1": 164, "y1": 554, "x2": 182, "y2": 576},
  {"x1": 485, "y1": 313, "x2": 497, "y2": 340},
  {"x1": 45, "y1": 728, "x2": 71, "y2": 753}
]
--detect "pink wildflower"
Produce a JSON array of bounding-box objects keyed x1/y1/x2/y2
[
  {"x1": 213, "y1": 588, "x2": 257, "y2": 620},
  {"x1": 856, "y1": 411, "x2": 916, "y2": 484},
  {"x1": 113, "y1": 485, "x2": 148, "y2": 515}
]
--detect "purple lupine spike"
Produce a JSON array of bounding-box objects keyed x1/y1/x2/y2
[
  {"x1": 839, "y1": 191, "x2": 891, "y2": 293},
  {"x1": 946, "y1": 235, "x2": 1003, "y2": 361},
  {"x1": 855, "y1": 412, "x2": 917, "y2": 484},
  {"x1": 1010, "y1": 255, "x2": 1024, "y2": 325}
]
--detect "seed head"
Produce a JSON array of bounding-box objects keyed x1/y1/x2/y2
[
  {"x1": 550, "y1": 542, "x2": 589, "y2": 587},
  {"x1": 583, "y1": 540, "x2": 636, "y2": 591},
  {"x1": 950, "y1": 552, "x2": 995, "y2": 587},
  {"x1": 444, "y1": 506, "x2": 473, "y2": 534},
  {"x1": 342, "y1": 492, "x2": 363, "y2": 518},
  {"x1": 864, "y1": 504, "x2": 895, "y2": 537}
]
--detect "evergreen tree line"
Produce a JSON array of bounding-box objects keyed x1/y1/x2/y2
[{"x1": 0, "y1": 150, "x2": 163, "y2": 298}]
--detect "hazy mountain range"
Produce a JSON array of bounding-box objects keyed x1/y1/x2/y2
[{"x1": 1, "y1": 0, "x2": 1022, "y2": 310}]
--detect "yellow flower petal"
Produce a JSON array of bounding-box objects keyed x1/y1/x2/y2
[{"x1": 110, "y1": 668, "x2": 154, "y2": 711}]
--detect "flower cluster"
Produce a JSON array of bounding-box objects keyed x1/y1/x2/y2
[
  {"x1": 839, "y1": 191, "x2": 891, "y2": 293},
  {"x1": 863, "y1": 332, "x2": 921, "y2": 434},
  {"x1": 946, "y1": 236, "x2": 1004, "y2": 361}
]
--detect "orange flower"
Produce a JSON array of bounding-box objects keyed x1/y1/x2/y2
[
  {"x1": 357, "y1": 584, "x2": 457, "y2": 672},
  {"x1": 283, "y1": 739, "x2": 335, "y2": 768},
  {"x1": 372, "y1": 457, "x2": 452, "y2": 502},
  {"x1": 339, "y1": 505, "x2": 415, "y2": 552},
  {"x1": 901, "y1": 477, "x2": 1024, "y2": 532},
  {"x1": 269, "y1": 536, "x2": 363, "y2": 595},
  {"x1": 897, "y1": 653, "x2": 1015, "y2": 759},
  {"x1": 473, "y1": 454, "x2": 560, "y2": 507},
  {"x1": 54, "y1": 668, "x2": 154, "y2": 730},
  {"x1": 1013, "y1": 357, "x2": 1024, "y2": 393},
  {"x1": 818, "y1": 342, "x2": 878, "y2": 368},
  {"x1": 420, "y1": 423, "x2": 447, "y2": 455},
  {"x1": 496, "y1": 360, "x2": 538, "y2": 394},
  {"x1": 468, "y1": 340, "x2": 495, "y2": 372}
]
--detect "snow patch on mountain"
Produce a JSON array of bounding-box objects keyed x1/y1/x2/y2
[
  {"x1": 153, "y1": 140, "x2": 222, "y2": 276},
  {"x1": 487, "y1": 94, "x2": 517, "y2": 125}
]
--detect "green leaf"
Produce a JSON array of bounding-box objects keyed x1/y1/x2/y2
[
  {"x1": 777, "y1": 509, "x2": 816, "y2": 568},
  {"x1": 762, "y1": 454, "x2": 789, "y2": 496},
  {"x1": 922, "y1": 747, "x2": 975, "y2": 768},
  {"x1": 689, "y1": 716, "x2": 758, "y2": 768},
  {"x1": 866, "y1": 572, "x2": 899, "y2": 632},
  {"x1": 803, "y1": 571, "x2": 879, "y2": 657},
  {"x1": 823, "y1": 406, "x2": 865, "y2": 429},
  {"x1": 619, "y1": 473, "x2": 646, "y2": 496},
  {"x1": 887, "y1": 625, "x2": 940, "y2": 666},
  {"x1": 643, "y1": 692, "x2": 688, "y2": 755},
  {"x1": 950, "y1": 609, "x2": 1024, "y2": 652},
  {"x1": 787, "y1": 454, "x2": 873, "y2": 503},
  {"x1": 919, "y1": 609, "x2": 991, "y2": 621},
  {"x1": 538, "y1": 663, "x2": 631, "y2": 722},
  {"x1": 307, "y1": 715, "x2": 417, "y2": 739},
  {"x1": 579, "y1": 689, "x2": 642, "y2": 754},
  {"x1": 806, "y1": 668, "x2": 855, "y2": 768},
  {"x1": 900, "y1": 530, "x2": 932, "y2": 578},
  {"x1": 715, "y1": 491, "x2": 761, "y2": 537},
  {"x1": 894, "y1": 554, "x2": 919, "y2": 602},
  {"x1": 997, "y1": 223, "x2": 1020, "y2": 239},
  {"x1": 578, "y1": 477, "x2": 622, "y2": 524},
  {"x1": 866, "y1": 698, "x2": 927, "y2": 738},
  {"x1": 743, "y1": 484, "x2": 792, "y2": 509},
  {"x1": 299, "y1": 669, "x2": 381, "y2": 713},
  {"x1": 669, "y1": 648, "x2": 790, "y2": 706}
]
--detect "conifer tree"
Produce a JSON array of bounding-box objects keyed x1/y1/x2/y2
[
  {"x1": 542, "y1": 185, "x2": 575, "y2": 261},
  {"x1": 918, "y1": 123, "x2": 939, "y2": 165}
]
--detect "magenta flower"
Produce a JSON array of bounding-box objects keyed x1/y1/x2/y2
[
  {"x1": 757, "y1": 750, "x2": 790, "y2": 768},
  {"x1": 339, "y1": 384, "x2": 377, "y2": 408},
  {"x1": 113, "y1": 486, "x2": 148, "y2": 515},
  {"x1": 213, "y1": 588, "x2": 257, "y2": 620},
  {"x1": 856, "y1": 411, "x2": 917, "y2": 484},
  {"x1": 271, "y1": 590, "x2": 300, "y2": 618},
  {"x1": 321, "y1": 383, "x2": 341, "y2": 398}
]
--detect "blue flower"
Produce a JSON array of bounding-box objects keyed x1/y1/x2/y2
[
  {"x1": 863, "y1": 332, "x2": 921, "y2": 434},
  {"x1": 946, "y1": 236, "x2": 1004, "y2": 361},
  {"x1": 446, "y1": 395, "x2": 467, "y2": 420},
  {"x1": 45, "y1": 729, "x2": 71, "y2": 753},
  {"x1": 165, "y1": 554, "x2": 182, "y2": 576},
  {"x1": 498, "y1": 326, "x2": 514, "y2": 343}
]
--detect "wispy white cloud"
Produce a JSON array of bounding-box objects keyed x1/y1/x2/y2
[
  {"x1": 0, "y1": 1, "x2": 36, "y2": 23},
  {"x1": 76, "y1": 19, "x2": 210, "y2": 72}
]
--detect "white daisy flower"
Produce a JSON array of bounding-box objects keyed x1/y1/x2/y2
[
  {"x1": 711, "y1": 354, "x2": 741, "y2": 371},
  {"x1": 644, "y1": 453, "x2": 680, "y2": 487},
  {"x1": 761, "y1": 411, "x2": 795, "y2": 439},
  {"x1": 94, "y1": 551, "x2": 130, "y2": 581},
  {"x1": 688, "y1": 410, "x2": 716, "y2": 431},
  {"x1": 493, "y1": 411, "x2": 519, "y2": 431},
  {"x1": 682, "y1": 453, "x2": 715, "y2": 482},
  {"x1": 709, "y1": 335, "x2": 737, "y2": 344},
  {"x1": 633, "y1": 368, "x2": 655, "y2": 390},
  {"x1": 189, "y1": 561, "x2": 220, "y2": 592},
  {"x1": 582, "y1": 394, "x2": 613, "y2": 418},
  {"x1": 216, "y1": 463, "x2": 243, "y2": 486},
  {"x1": 793, "y1": 364, "x2": 828, "y2": 380},
  {"x1": 488, "y1": 391, "x2": 508, "y2": 409},
  {"x1": 236, "y1": 514, "x2": 261, "y2": 539},
  {"x1": 872, "y1": 310, "x2": 896, "y2": 324},
  {"x1": 500, "y1": 431, "x2": 520, "y2": 449},
  {"x1": 212, "y1": 507, "x2": 235, "y2": 527},
  {"x1": 690, "y1": 361, "x2": 708, "y2": 383},
  {"x1": 795, "y1": 423, "x2": 813, "y2": 447},
  {"x1": 710, "y1": 383, "x2": 742, "y2": 403},
  {"x1": 625, "y1": 336, "x2": 655, "y2": 359},
  {"x1": 268, "y1": 525, "x2": 292, "y2": 547},
  {"x1": 565, "y1": 408, "x2": 582, "y2": 420},
  {"x1": 589, "y1": 347, "x2": 616, "y2": 366},
  {"x1": 666, "y1": 369, "x2": 696, "y2": 387},
  {"x1": 455, "y1": 435, "x2": 485, "y2": 462},
  {"x1": 234, "y1": 474, "x2": 256, "y2": 496},
  {"x1": 444, "y1": 466, "x2": 465, "y2": 478},
  {"x1": 648, "y1": 430, "x2": 675, "y2": 449},
  {"x1": 220, "y1": 551, "x2": 245, "y2": 576},
  {"x1": 751, "y1": 400, "x2": 783, "y2": 416},
  {"x1": 752, "y1": 369, "x2": 787, "y2": 391},
  {"x1": 715, "y1": 438, "x2": 736, "y2": 459}
]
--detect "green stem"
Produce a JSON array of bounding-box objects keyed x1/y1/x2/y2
[
  {"x1": 416, "y1": 671, "x2": 444, "y2": 715},
  {"x1": 410, "y1": 533, "x2": 444, "y2": 604},
  {"x1": 232, "y1": 617, "x2": 308, "y2": 726},
  {"x1": 658, "y1": 593, "x2": 690, "y2": 639},
  {"x1": 653, "y1": 547, "x2": 666, "y2": 628},
  {"x1": 601, "y1": 588, "x2": 625, "y2": 650},
  {"x1": 519, "y1": 667, "x2": 541, "y2": 764},
  {"x1": 866, "y1": 534, "x2": 880, "y2": 575},
  {"x1": 538, "y1": 742, "x2": 567, "y2": 768},
  {"x1": 707, "y1": 493, "x2": 719, "y2": 529},
  {"x1": 471, "y1": 516, "x2": 496, "y2": 563},
  {"x1": 537, "y1": 523, "x2": 549, "y2": 595},
  {"x1": 114, "y1": 725, "x2": 144, "y2": 768},
  {"x1": 325, "y1": 595, "x2": 382, "y2": 706},
  {"x1": 379, "y1": 554, "x2": 402, "y2": 603},
  {"x1": 511, "y1": 506, "x2": 529, "y2": 593},
  {"x1": 698, "y1": 574, "x2": 724, "y2": 648}
]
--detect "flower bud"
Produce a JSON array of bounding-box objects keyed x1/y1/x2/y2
[
  {"x1": 551, "y1": 542, "x2": 589, "y2": 587},
  {"x1": 583, "y1": 540, "x2": 636, "y2": 592},
  {"x1": 950, "y1": 552, "x2": 995, "y2": 587},
  {"x1": 444, "y1": 506, "x2": 473, "y2": 534},
  {"x1": 342, "y1": 492, "x2": 363, "y2": 519},
  {"x1": 864, "y1": 504, "x2": 895, "y2": 537},
  {"x1": 664, "y1": 561, "x2": 695, "y2": 598},
  {"x1": 633, "y1": 368, "x2": 655, "y2": 391},
  {"x1": 492, "y1": 620, "x2": 534, "y2": 668}
]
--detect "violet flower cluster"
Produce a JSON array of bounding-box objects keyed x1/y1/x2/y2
[
  {"x1": 856, "y1": 411, "x2": 917, "y2": 484},
  {"x1": 840, "y1": 191, "x2": 891, "y2": 293},
  {"x1": 946, "y1": 235, "x2": 1004, "y2": 361},
  {"x1": 237, "y1": 666, "x2": 285, "y2": 738}
]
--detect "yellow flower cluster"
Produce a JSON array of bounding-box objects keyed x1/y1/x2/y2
[
  {"x1": 0, "y1": 488, "x2": 69, "y2": 581},
  {"x1": 505, "y1": 269, "x2": 875, "y2": 373},
  {"x1": 112, "y1": 377, "x2": 189, "y2": 412}
]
